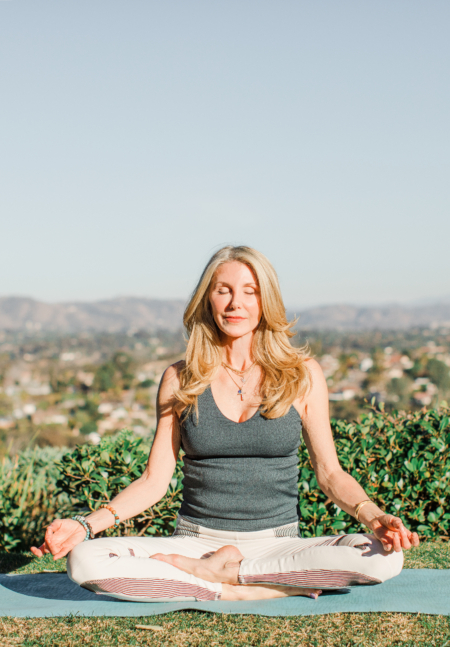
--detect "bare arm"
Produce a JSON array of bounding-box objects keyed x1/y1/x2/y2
[
  {"x1": 296, "y1": 359, "x2": 418, "y2": 551},
  {"x1": 31, "y1": 362, "x2": 184, "y2": 559},
  {"x1": 84, "y1": 363, "x2": 183, "y2": 534}
]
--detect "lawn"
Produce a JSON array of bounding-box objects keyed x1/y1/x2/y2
[{"x1": 0, "y1": 540, "x2": 449, "y2": 647}]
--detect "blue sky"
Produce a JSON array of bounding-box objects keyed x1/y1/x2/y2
[{"x1": 1, "y1": 1, "x2": 449, "y2": 308}]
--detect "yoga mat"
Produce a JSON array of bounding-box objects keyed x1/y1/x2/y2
[{"x1": 0, "y1": 570, "x2": 448, "y2": 617}]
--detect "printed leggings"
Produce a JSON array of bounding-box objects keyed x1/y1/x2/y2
[{"x1": 67, "y1": 516, "x2": 404, "y2": 602}]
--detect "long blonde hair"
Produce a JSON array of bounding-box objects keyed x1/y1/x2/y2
[{"x1": 175, "y1": 245, "x2": 311, "y2": 419}]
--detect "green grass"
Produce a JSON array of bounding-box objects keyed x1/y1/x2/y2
[{"x1": 1, "y1": 540, "x2": 449, "y2": 646}]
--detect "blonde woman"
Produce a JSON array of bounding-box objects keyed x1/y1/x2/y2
[{"x1": 32, "y1": 246, "x2": 419, "y2": 602}]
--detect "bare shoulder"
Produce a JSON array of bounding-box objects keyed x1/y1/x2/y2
[
  {"x1": 293, "y1": 357, "x2": 327, "y2": 417},
  {"x1": 304, "y1": 357, "x2": 326, "y2": 385},
  {"x1": 157, "y1": 360, "x2": 186, "y2": 415},
  {"x1": 159, "y1": 360, "x2": 185, "y2": 392}
]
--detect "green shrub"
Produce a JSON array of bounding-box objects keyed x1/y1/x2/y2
[
  {"x1": 0, "y1": 447, "x2": 73, "y2": 552},
  {"x1": 298, "y1": 405, "x2": 450, "y2": 538},
  {"x1": 2, "y1": 406, "x2": 450, "y2": 552},
  {"x1": 55, "y1": 430, "x2": 183, "y2": 538}
]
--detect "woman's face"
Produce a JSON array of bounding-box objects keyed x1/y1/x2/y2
[{"x1": 209, "y1": 261, "x2": 262, "y2": 339}]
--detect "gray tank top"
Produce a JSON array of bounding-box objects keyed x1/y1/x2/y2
[{"x1": 179, "y1": 386, "x2": 302, "y2": 531}]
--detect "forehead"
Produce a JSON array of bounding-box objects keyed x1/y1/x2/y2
[{"x1": 212, "y1": 261, "x2": 258, "y2": 285}]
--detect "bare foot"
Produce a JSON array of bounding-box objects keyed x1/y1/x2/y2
[
  {"x1": 151, "y1": 545, "x2": 243, "y2": 584},
  {"x1": 222, "y1": 583, "x2": 323, "y2": 601}
]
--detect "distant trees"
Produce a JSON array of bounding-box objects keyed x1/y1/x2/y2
[
  {"x1": 93, "y1": 362, "x2": 116, "y2": 392},
  {"x1": 386, "y1": 376, "x2": 414, "y2": 410},
  {"x1": 427, "y1": 358, "x2": 450, "y2": 394},
  {"x1": 93, "y1": 352, "x2": 136, "y2": 393}
]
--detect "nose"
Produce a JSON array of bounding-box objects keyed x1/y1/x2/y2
[{"x1": 228, "y1": 292, "x2": 241, "y2": 311}]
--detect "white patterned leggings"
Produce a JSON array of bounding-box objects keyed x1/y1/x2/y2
[{"x1": 67, "y1": 516, "x2": 404, "y2": 602}]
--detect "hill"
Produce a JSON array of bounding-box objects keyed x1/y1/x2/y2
[
  {"x1": 0, "y1": 296, "x2": 186, "y2": 333},
  {"x1": 1, "y1": 296, "x2": 450, "y2": 332},
  {"x1": 290, "y1": 302, "x2": 450, "y2": 331}
]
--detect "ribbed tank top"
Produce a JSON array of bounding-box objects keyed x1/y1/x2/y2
[{"x1": 179, "y1": 386, "x2": 302, "y2": 531}]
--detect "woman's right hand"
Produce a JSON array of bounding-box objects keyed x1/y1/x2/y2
[{"x1": 31, "y1": 519, "x2": 88, "y2": 560}]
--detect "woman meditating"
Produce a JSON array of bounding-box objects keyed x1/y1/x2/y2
[{"x1": 32, "y1": 245, "x2": 419, "y2": 602}]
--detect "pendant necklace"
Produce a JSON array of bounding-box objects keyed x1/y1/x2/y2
[{"x1": 223, "y1": 363, "x2": 256, "y2": 401}]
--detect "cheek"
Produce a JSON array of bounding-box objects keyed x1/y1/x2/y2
[
  {"x1": 210, "y1": 295, "x2": 227, "y2": 316},
  {"x1": 246, "y1": 297, "x2": 262, "y2": 320}
]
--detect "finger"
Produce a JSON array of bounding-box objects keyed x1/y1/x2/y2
[
  {"x1": 53, "y1": 539, "x2": 76, "y2": 561},
  {"x1": 405, "y1": 528, "x2": 419, "y2": 544},
  {"x1": 387, "y1": 518, "x2": 410, "y2": 547},
  {"x1": 45, "y1": 524, "x2": 56, "y2": 540},
  {"x1": 388, "y1": 517, "x2": 404, "y2": 532},
  {"x1": 45, "y1": 525, "x2": 59, "y2": 553},
  {"x1": 392, "y1": 531, "x2": 402, "y2": 552},
  {"x1": 398, "y1": 525, "x2": 411, "y2": 550},
  {"x1": 397, "y1": 522, "x2": 417, "y2": 549},
  {"x1": 31, "y1": 543, "x2": 49, "y2": 557},
  {"x1": 380, "y1": 536, "x2": 393, "y2": 552},
  {"x1": 44, "y1": 527, "x2": 53, "y2": 549}
]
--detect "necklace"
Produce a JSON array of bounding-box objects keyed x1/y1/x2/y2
[
  {"x1": 223, "y1": 365, "x2": 256, "y2": 401},
  {"x1": 221, "y1": 361, "x2": 256, "y2": 378}
]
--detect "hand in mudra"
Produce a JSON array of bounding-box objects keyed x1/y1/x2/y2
[
  {"x1": 30, "y1": 519, "x2": 87, "y2": 560},
  {"x1": 371, "y1": 514, "x2": 420, "y2": 552}
]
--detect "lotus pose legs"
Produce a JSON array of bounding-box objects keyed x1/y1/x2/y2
[
  {"x1": 152, "y1": 545, "x2": 244, "y2": 585},
  {"x1": 151, "y1": 545, "x2": 322, "y2": 600}
]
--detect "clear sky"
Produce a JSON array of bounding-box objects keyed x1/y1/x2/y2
[{"x1": 1, "y1": 1, "x2": 449, "y2": 309}]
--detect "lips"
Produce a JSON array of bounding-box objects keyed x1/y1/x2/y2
[{"x1": 224, "y1": 316, "x2": 245, "y2": 322}]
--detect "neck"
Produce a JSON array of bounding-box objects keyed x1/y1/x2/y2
[{"x1": 221, "y1": 332, "x2": 254, "y2": 371}]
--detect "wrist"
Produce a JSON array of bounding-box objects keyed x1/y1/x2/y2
[
  {"x1": 85, "y1": 504, "x2": 122, "y2": 535},
  {"x1": 72, "y1": 515, "x2": 94, "y2": 540},
  {"x1": 356, "y1": 501, "x2": 384, "y2": 529},
  {"x1": 84, "y1": 508, "x2": 118, "y2": 535}
]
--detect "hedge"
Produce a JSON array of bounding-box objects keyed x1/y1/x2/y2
[
  {"x1": 1, "y1": 405, "x2": 449, "y2": 552},
  {"x1": 0, "y1": 447, "x2": 72, "y2": 552}
]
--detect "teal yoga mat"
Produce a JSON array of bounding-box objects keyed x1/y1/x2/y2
[{"x1": 0, "y1": 570, "x2": 448, "y2": 617}]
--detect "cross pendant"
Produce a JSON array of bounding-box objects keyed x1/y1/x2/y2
[{"x1": 237, "y1": 389, "x2": 246, "y2": 401}]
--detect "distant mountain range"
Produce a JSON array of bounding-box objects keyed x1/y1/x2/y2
[
  {"x1": 290, "y1": 302, "x2": 450, "y2": 331},
  {"x1": 1, "y1": 296, "x2": 450, "y2": 333},
  {"x1": 0, "y1": 296, "x2": 186, "y2": 333}
]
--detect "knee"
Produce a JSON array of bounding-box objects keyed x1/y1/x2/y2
[
  {"x1": 384, "y1": 546, "x2": 404, "y2": 580},
  {"x1": 364, "y1": 534, "x2": 404, "y2": 583},
  {"x1": 67, "y1": 540, "x2": 97, "y2": 586},
  {"x1": 338, "y1": 533, "x2": 404, "y2": 583}
]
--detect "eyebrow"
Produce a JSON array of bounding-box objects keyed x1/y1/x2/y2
[{"x1": 213, "y1": 282, "x2": 258, "y2": 288}]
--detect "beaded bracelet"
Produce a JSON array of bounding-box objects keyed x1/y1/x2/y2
[
  {"x1": 100, "y1": 504, "x2": 120, "y2": 528},
  {"x1": 72, "y1": 515, "x2": 95, "y2": 540}
]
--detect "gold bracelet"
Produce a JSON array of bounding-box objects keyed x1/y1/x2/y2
[{"x1": 355, "y1": 500, "x2": 372, "y2": 523}]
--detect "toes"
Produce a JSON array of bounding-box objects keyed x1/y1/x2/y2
[
  {"x1": 216, "y1": 545, "x2": 244, "y2": 563},
  {"x1": 150, "y1": 553, "x2": 177, "y2": 564},
  {"x1": 308, "y1": 589, "x2": 322, "y2": 600}
]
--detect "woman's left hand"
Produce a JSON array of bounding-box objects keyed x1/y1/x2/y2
[{"x1": 370, "y1": 514, "x2": 420, "y2": 552}]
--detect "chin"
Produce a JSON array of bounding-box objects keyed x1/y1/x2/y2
[{"x1": 222, "y1": 326, "x2": 252, "y2": 337}]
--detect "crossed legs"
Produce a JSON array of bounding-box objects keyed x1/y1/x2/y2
[
  {"x1": 152, "y1": 544, "x2": 323, "y2": 601},
  {"x1": 68, "y1": 531, "x2": 403, "y2": 602},
  {"x1": 152, "y1": 532, "x2": 403, "y2": 601}
]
